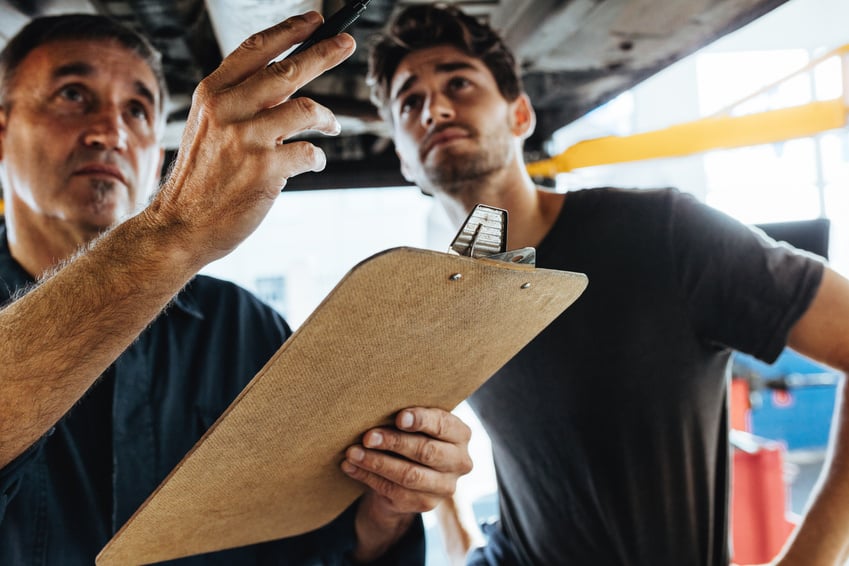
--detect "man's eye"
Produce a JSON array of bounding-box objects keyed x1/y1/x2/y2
[
  {"x1": 448, "y1": 77, "x2": 471, "y2": 91},
  {"x1": 400, "y1": 95, "x2": 422, "y2": 115},
  {"x1": 128, "y1": 102, "x2": 150, "y2": 122},
  {"x1": 58, "y1": 85, "x2": 85, "y2": 102}
]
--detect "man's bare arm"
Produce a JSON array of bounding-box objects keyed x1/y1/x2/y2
[
  {"x1": 0, "y1": 12, "x2": 355, "y2": 468},
  {"x1": 773, "y1": 266, "x2": 849, "y2": 564}
]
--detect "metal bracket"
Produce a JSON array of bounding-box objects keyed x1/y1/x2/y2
[{"x1": 448, "y1": 204, "x2": 536, "y2": 266}]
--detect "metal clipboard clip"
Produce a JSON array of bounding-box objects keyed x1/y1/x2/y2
[{"x1": 448, "y1": 204, "x2": 536, "y2": 265}]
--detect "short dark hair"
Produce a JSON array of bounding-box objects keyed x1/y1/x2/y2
[
  {"x1": 0, "y1": 14, "x2": 168, "y2": 114},
  {"x1": 368, "y1": 5, "x2": 522, "y2": 121}
]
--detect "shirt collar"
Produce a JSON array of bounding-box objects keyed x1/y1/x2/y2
[{"x1": 172, "y1": 281, "x2": 205, "y2": 320}]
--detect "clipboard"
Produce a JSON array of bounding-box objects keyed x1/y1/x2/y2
[{"x1": 97, "y1": 208, "x2": 588, "y2": 565}]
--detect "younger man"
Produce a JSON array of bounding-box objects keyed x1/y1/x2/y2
[{"x1": 369, "y1": 5, "x2": 849, "y2": 565}]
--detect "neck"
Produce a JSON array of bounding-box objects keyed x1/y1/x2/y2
[
  {"x1": 5, "y1": 206, "x2": 101, "y2": 279},
  {"x1": 433, "y1": 158, "x2": 564, "y2": 250}
]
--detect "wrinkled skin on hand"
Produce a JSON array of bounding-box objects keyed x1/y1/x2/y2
[
  {"x1": 144, "y1": 12, "x2": 355, "y2": 268},
  {"x1": 342, "y1": 407, "x2": 474, "y2": 562}
]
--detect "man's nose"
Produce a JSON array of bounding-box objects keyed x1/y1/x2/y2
[
  {"x1": 421, "y1": 93, "x2": 455, "y2": 127},
  {"x1": 81, "y1": 106, "x2": 129, "y2": 151}
]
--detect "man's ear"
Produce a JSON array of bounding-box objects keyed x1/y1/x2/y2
[{"x1": 509, "y1": 94, "x2": 536, "y2": 140}]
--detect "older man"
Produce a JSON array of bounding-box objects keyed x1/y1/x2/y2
[{"x1": 0, "y1": 12, "x2": 471, "y2": 565}]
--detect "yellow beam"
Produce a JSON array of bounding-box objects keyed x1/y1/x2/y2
[{"x1": 526, "y1": 98, "x2": 848, "y2": 178}]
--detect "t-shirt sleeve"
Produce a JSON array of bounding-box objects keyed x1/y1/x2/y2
[{"x1": 668, "y1": 190, "x2": 824, "y2": 363}]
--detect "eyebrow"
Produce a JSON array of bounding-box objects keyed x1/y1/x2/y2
[
  {"x1": 392, "y1": 61, "x2": 479, "y2": 101},
  {"x1": 51, "y1": 61, "x2": 158, "y2": 108}
]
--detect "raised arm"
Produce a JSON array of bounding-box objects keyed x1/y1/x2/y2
[
  {"x1": 0, "y1": 12, "x2": 355, "y2": 468},
  {"x1": 775, "y1": 266, "x2": 849, "y2": 564}
]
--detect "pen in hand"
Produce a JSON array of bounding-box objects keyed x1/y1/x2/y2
[{"x1": 289, "y1": 0, "x2": 371, "y2": 58}]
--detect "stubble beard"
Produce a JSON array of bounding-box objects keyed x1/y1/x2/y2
[
  {"x1": 81, "y1": 178, "x2": 126, "y2": 235},
  {"x1": 89, "y1": 178, "x2": 117, "y2": 210},
  {"x1": 422, "y1": 136, "x2": 514, "y2": 202}
]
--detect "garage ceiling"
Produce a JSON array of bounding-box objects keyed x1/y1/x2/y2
[{"x1": 0, "y1": 0, "x2": 791, "y2": 189}]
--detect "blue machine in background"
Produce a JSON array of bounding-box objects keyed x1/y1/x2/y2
[{"x1": 733, "y1": 349, "x2": 840, "y2": 451}]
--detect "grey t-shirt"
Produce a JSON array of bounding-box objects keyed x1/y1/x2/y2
[{"x1": 468, "y1": 188, "x2": 823, "y2": 566}]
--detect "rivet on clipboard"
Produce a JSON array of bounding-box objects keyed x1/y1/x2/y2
[{"x1": 448, "y1": 204, "x2": 536, "y2": 266}]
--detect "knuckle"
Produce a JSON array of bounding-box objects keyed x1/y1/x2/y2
[
  {"x1": 191, "y1": 82, "x2": 227, "y2": 120},
  {"x1": 461, "y1": 455, "x2": 474, "y2": 474},
  {"x1": 240, "y1": 29, "x2": 271, "y2": 53},
  {"x1": 293, "y1": 97, "x2": 319, "y2": 122},
  {"x1": 435, "y1": 414, "x2": 449, "y2": 438},
  {"x1": 381, "y1": 430, "x2": 402, "y2": 451},
  {"x1": 371, "y1": 475, "x2": 397, "y2": 498},
  {"x1": 400, "y1": 466, "x2": 423, "y2": 489},
  {"x1": 367, "y1": 453, "x2": 386, "y2": 474},
  {"x1": 268, "y1": 59, "x2": 298, "y2": 82},
  {"x1": 415, "y1": 441, "x2": 439, "y2": 466},
  {"x1": 289, "y1": 141, "x2": 322, "y2": 165},
  {"x1": 295, "y1": 96, "x2": 318, "y2": 113},
  {"x1": 192, "y1": 80, "x2": 214, "y2": 106}
]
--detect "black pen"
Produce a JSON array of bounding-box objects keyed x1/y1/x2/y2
[{"x1": 288, "y1": 0, "x2": 371, "y2": 58}]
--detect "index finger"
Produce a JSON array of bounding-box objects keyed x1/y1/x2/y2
[
  {"x1": 206, "y1": 11, "x2": 324, "y2": 90},
  {"x1": 242, "y1": 33, "x2": 355, "y2": 111},
  {"x1": 395, "y1": 407, "x2": 472, "y2": 444}
]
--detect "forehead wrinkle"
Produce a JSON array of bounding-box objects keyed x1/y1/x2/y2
[
  {"x1": 45, "y1": 57, "x2": 159, "y2": 113},
  {"x1": 51, "y1": 61, "x2": 95, "y2": 81}
]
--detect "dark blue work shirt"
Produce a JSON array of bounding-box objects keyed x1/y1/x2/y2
[{"x1": 0, "y1": 226, "x2": 423, "y2": 565}]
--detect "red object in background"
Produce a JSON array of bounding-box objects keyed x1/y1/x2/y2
[
  {"x1": 729, "y1": 379, "x2": 796, "y2": 564},
  {"x1": 731, "y1": 446, "x2": 796, "y2": 564},
  {"x1": 772, "y1": 389, "x2": 793, "y2": 408},
  {"x1": 730, "y1": 378, "x2": 750, "y2": 431}
]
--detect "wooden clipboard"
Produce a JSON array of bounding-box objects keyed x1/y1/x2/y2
[{"x1": 97, "y1": 246, "x2": 587, "y2": 565}]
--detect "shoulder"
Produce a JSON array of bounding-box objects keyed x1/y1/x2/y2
[
  {"x1": 565, "y1": 186, "x2": 683, "y2": 217},
  {"x1": 178, "y1": 275, "x2": 291, "y2": 336},
  {"x1": 557, "y1": 187, "x2": 685, "y2": 242},
  {"x1": 186, "y1": 274, "x2": 258, "y2": 300}
]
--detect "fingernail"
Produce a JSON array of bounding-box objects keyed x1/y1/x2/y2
[
  {"x1": 349, "y1": 446, "x2": 365, "y2": 461},
  {"x1": 365, "y1": 432, "x2": 383, "y2": 448},
  {"x1": 400, "y1": 411, "x2": 414, "y2": 429},
  {"x1": 330, "y1": 118, "x2": 341, "y2": 135},
  {"x1": 341, "y1": 461, "x2": 356, "y2": 474}
]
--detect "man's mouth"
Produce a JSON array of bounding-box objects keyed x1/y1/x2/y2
[
  {"x1": 423, "y1": 126, "x2": 472, "y2": 156},
  {"x1": 73, "y1": 164, "x2": 127, "y2": 186}
]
